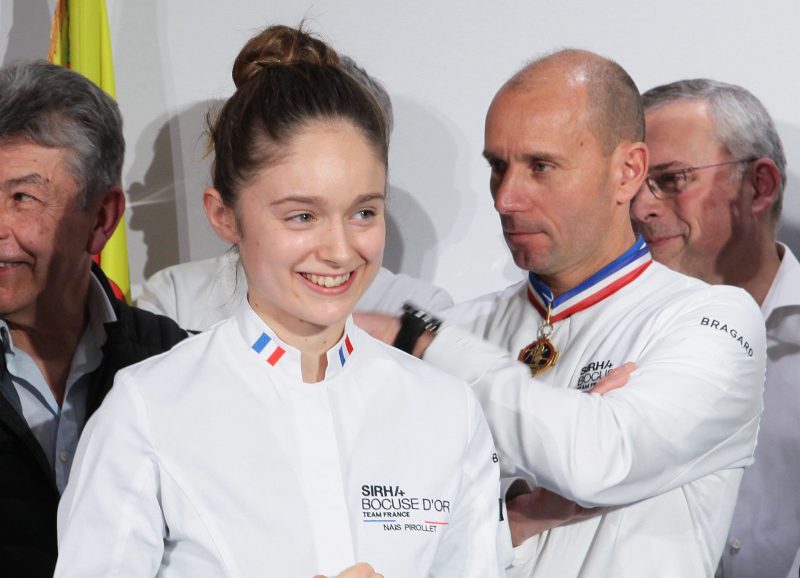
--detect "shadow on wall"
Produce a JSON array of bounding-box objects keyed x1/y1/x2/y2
[
  {"x1": 776, "y1": 121, "x2": 800, "y2": 256},
  {"x1": 384, "y1": 96, "x2": 466, "y2": 279},
  {"x1": 778, "y1": 220, "x2": 800, "y2": 255},
  {"x1": 126, "y1": 114, "x2": 181, "y2": 279},
  {"x1": 384, "y1": 185, "x2": 438, "y2": 277},
  {"x1": 2, "y1": 0, "x2": 50, "y2": 66},
  {"x1": 127, "y1": 100, "x2": 222, "y2": 278},
  {"x1": 777, "y1": 184, "x2": 800, "y2": 255},
  {"x1": 173, "y1": 99, "x2": 230, "y2": 263}
]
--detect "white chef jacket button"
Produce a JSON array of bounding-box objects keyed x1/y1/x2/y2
[
  {"x1": 59, "y1": 450, "x2": 69, "y2": 463},
  {"x1": 730, "y1": 538, "x2": 742, "y2": 552}
]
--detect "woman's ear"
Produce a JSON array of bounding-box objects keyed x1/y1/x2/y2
[{"x1": 203, "y1": 187, "x2": 241, "y2": 244}]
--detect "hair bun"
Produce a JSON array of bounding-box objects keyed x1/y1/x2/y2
[{"x1": 232, "y1": 24, "x2": 341, "y2": 88}]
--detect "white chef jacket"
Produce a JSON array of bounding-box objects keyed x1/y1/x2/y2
[
  {"x1": 137, "y1": 254, "x2": 454, "y2": 331},
  {"x1": 718, "y1": 243, "x2": 800, "y2": 578},
  {"x1": 55, "y1": 301, "x2": 502, "y2": 578},
  {"x1": 425, "y1": 248, "x2": 766, "y2": 578}
]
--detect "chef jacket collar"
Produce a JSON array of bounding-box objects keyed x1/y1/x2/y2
[{"x1": 235, "y1": 300, "x2": 357, "y2": 383}]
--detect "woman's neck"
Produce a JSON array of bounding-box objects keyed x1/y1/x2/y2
[
  {"x1": 248, "y1": 296, "x2": 346, "y2": 383},
  {"x1": 300, "y1": 350, "x2": 328, "y2": 383}
]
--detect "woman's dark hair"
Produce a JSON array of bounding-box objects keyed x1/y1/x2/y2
[{"x1": 209, "y1": 24, "x2": 389, "y2": 208}]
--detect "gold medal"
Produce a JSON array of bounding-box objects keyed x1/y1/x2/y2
[
  {"x1": 518, "y1": 303, "x2": 559, "y2": 377},
  {"x1": 518, "y1": 338, "x2": 559, "y2": 376}
]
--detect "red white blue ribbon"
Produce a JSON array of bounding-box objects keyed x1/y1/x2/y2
[{"x1": 527, "y1": 235, "x2": 652, "y2": 322}]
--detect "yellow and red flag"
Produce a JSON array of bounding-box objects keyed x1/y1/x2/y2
[{"x1": 48, "y1": 0, "x2": 130, "y2": 303}]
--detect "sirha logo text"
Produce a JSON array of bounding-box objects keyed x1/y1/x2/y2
[
  {"x1": 360, "y1": 484, "x2": 451, "y2": 534},
  {"x1": 576, "y1": 360, "x2": 614, "y2": 390}
]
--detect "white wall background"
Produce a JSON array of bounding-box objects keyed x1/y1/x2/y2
[{"x1": 2, "y1": 0, "x2": 799, "y2": 303}]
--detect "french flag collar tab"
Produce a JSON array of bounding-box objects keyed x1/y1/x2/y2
[{"x1": 248, "y1": 318, "x2": 357, "y2": 378}]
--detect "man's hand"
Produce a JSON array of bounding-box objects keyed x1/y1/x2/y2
[
  {"x1": 354, "y1": 312, "x2": 436, "y2": 358},
  {"x1": 353, "y1": 312, "x2": 401, "y2": 345},
  {"x1": 314, "y1": 562, "x2": 384, "y2": 578},
  {"x1": 589, "y1": 362, "x2": 635, "y2": 394},
  {"x1": 507, "y1": 487, "x2": 603, "y2": 546}
]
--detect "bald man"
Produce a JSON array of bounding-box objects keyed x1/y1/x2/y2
[{"x1": 358, "y1": 50, "x2": 765, "y2": 577}]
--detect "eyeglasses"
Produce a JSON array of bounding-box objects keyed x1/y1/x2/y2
[{"x1": 644, "y1": 158, "x2": 757, "y2": 200}]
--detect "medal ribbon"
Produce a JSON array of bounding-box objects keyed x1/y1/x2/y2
[{"x1": 526, "y1": 235, "x2": 652, "y2": 323}]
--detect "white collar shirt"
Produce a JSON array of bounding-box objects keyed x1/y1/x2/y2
[
  {"x1": 720, "y1": 243, "x2": 800, "y2": 578},
  {"x1": 0, "y1": 275, "x2": 117, "y2": 493}
]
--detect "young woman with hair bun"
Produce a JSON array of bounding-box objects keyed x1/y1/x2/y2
[{"x1": 55, "y1": 25, "x2": 502, "y2": 578}]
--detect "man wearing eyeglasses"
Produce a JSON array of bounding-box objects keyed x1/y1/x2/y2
[
  {"x1": 358, "y1": 52, "x2": 766, "y2": 577},
  {"x1": 632, "y1": 79, "x2": 799, "y2": 578}
]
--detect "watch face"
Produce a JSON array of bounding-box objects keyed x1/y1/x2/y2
[{"x1": 394, "y1": 306, "x2": 441, "y2": 353}]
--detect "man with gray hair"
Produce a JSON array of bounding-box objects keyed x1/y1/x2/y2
[
  {"x1": 0, "y1": 61, "x2": 186, "y2": 578},
  {"x1": 632, "y1": 79, "x2": 798, "y2": 578}
]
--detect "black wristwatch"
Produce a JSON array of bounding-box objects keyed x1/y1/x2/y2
[{"x1": 393, "y1": 303, "x2": 442, "y2": 354}]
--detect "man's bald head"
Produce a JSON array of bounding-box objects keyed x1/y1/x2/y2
[{"x1": 504, "y1": 49, "x2": 644, "y2": 154}]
